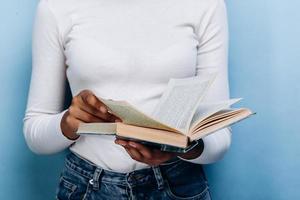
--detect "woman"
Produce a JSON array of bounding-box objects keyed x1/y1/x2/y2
[{"x1": 23, "y1": 0, "x2": 231, "y2": 199}]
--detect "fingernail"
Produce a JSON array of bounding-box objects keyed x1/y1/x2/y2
[
  {"x1": 115, "y1": 118, "x2": 122, "y2": 122},
  {"x1": 129, "y1": 142, "x2": 136, "y2": 148},
  {"x1": 99, "y1": 106, "x2": 107, "y2": 113},
  {"x1": 116, "y1": 140, "x2": 127, "y2": 146}
]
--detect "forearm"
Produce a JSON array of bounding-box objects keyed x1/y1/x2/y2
[
  {"x1": 23, "y1": 1, "x2": 75, "y2": 155},
  {"x1": 23, "y1": 110, "x2": 75, "y2": 154}
]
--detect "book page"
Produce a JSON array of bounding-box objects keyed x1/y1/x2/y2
[
  {"x1": 99, "y1": 98, "x2": 181, "y2": 133},
  {"x1": 194, "y1": 109, "x2": 241, "y2": 131},
  {"x1": 189, "y1": 98, "x2": 242, "y2": 133},
  {"x1": 189, "y1": 108, "x2": 253, "y2": 141},
  {"x1": 151, "y1": 73, "x2": 217, "y2": 134},
  {"x1": 77, "y1": 122, "x2": 117, "y2": 135}
]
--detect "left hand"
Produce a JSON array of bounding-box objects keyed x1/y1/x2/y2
[{"x1": 115, "y1": 139, "x2": 203, "y2": 166}]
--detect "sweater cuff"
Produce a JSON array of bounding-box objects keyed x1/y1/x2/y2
[
  {"x1": 178, "y1": 140, "x2": 209, "y2": 164},
  {"x1": 177, "y1": 140, "x2": 206, "y2": 164},
  {"x1": 178, "y1": 128, "x2": 231, "y2": 164}
]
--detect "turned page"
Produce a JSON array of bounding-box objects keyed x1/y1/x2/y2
[
  {"x1": 151, "y1": 74, "x2": 217, "y2": 133},
  {"x1": 77, "y1": 98, "x2": 180, "y2": 135},
  {"x1": 189, "y1": 98, "x2": 242, "y2": 133},
  {"x1": 98, "y1": 98, "x2": 179, "y2": 133}
]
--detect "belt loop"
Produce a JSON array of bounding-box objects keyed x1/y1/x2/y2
[
  {"x1": 151, "y1": 165, "x2": 164, "y2": 190},
  {"x1": 90, "y1": 168, "x2": 103, "y2": 191}
]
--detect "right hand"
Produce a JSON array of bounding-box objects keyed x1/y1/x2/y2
[{"x1": 61, "y1": 89, "x2": 121, "y2": 140}]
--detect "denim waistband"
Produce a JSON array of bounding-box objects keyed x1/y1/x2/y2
[{"x1": 64, "y1": 151, "x2": 184, "y2": 190}]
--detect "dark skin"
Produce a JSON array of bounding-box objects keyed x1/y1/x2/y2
[
  {"x1": 115, "y1": 139, "x2": 204, "y2": 165},
  {"x1": 61, "y1": 89, "x2": 204, "y2": 165}
]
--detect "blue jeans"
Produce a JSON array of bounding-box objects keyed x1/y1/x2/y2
[{"x1": 56, "y1": 152, "x2": 211, "y2": 200}]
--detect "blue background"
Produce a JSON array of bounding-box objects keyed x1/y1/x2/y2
[{"x1": 0, "y1": 0, "x2": 299, "y2": 199}]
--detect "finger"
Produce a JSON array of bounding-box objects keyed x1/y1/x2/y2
[
  {"x1": 70, "y1": 106, "x2": 105, "y2": 123},
  {"x1": 152, "y1": 148, "x2": 175, "y2": 159},
  {"x1": 115, "y1": 139, "x2": 175, "y2": 165},
  {"x1": 79, "y1": 93, "x2": 120, "y2": 122},
  {"x1": 115, "y1": 139, "x2": 129, "y2": 147},
  {"x1": 80, "y1": 90, "x2": 107, "y2": 112},
  {"x1": 80, "y1": 104, "x2": 118, "y2": 122},
  {"x1": 127, "y1": 141, "x2": 153, "y2": 159},
  {"x1": 124, "y1": 146, "x2": 144, "y2": 162}
]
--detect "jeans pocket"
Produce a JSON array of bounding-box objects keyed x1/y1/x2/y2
[
  {"x1": 55, "y1": 165, "x2": 90, "y2": 200},
  {"x1": 163, "y1": 163, "x2": 211, "y2": 200},
  {"x1": 56, "y1": 176, "x2": 78, "y2": 200},
  {"x1": 164, "y1": 179, "x2": 210, "y2": 200}
]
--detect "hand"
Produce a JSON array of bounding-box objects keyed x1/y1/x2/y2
[
  {"x1": 115, "y1": 139, "x2": 204, "y2": 166},
  {"x1": 61, "y1": 89, "x2": 121, "y2": 140}
]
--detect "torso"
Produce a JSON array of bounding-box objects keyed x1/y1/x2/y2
[{"x1": 48, "y1": 0, "x2": 216, "y2": 172}]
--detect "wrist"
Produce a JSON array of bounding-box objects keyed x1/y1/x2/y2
[
  {"x1": 60, "y1": 112, "x2": 80, "y2": 141},
  {"x1": 62, "y1": 129, "x2": 80, "y2": 140},
  {"x1": 178, "y1": 140, "x2": 204, "y2": 160}
]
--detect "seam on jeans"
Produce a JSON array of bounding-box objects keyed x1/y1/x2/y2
[
  {"x1": 59, "y1": 176, "x2": 77, "y2": 192},
  {"x1": 160, "y1": 158, "x2": 182, "y2": 166},
  {"x1": 65, "y1": 160, "x2": 128, "y2": 187},
  {"x1": 163, "y1": 159, "x2": 187, "y2": 174},
  {"x1": 125, "y1": 174, "x2": 134, "y2": 199},
  {"x1": 55, "y1": 196, "x2": 63, "y2": 200},
  {"x1": 65, "y1": 160, "x2": 93, "y2": 180},
  {"x1": 82, "y1": 180, "x2": 92, "y2": 200},
  {"x1": 152, "y1": 166, "x2": 164, "y2": 190},
  {"x1": 100, "y1": 179, "x2": 127, "y2": 186},
  {"x1": 57, "y1": 176, "x2": 78, "y2": 200},
  {"x1": 69, "y1": 151, "x2": 99, "y2": 168},
  {"x1": 164, "y1": 179, "x2": 209, "y2": 200}
]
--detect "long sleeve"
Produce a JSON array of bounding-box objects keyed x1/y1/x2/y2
[
  {"x1": 23, "y1": 0, "x2": 75, "y2": 154},
  {"x1": 179, "y1": 0, "x2": 232, "y2": 164}
]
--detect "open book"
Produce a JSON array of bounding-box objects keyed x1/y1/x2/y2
[{"x1": 77, "y1": 74, "x2": 254, "y2": 153}]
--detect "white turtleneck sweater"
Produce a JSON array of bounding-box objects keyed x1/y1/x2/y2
[{"x1": 23, "y1": 0, "x2": 231, "y2": 172}]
